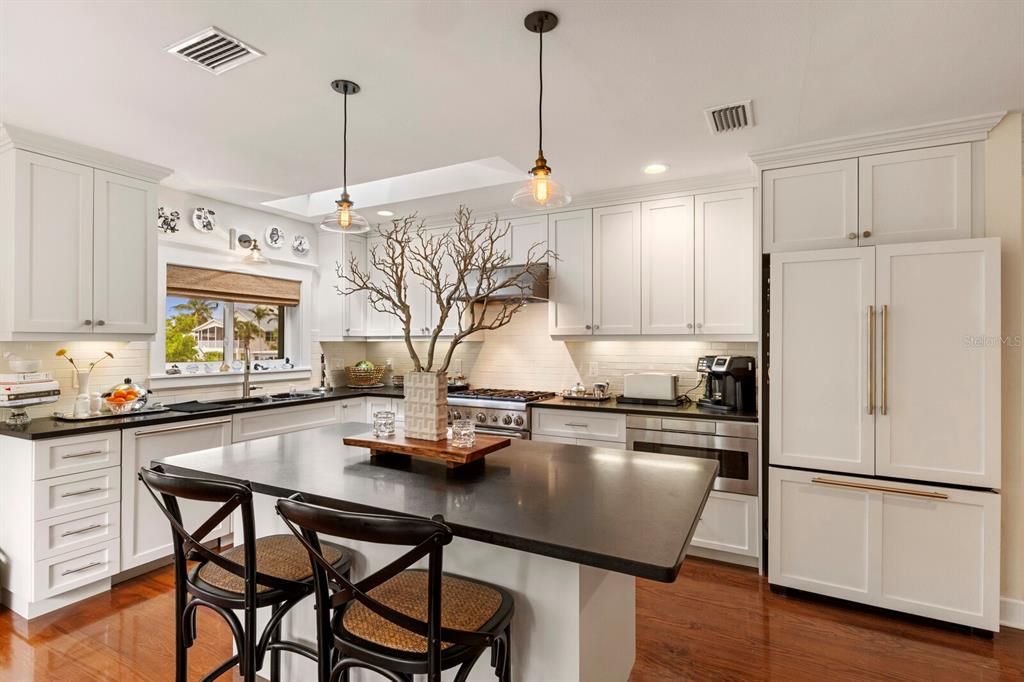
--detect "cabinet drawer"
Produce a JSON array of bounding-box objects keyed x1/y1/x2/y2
[
  {"x1": 691, "y1": 491, "x2": 758, "y2": 557},
  {"x1": 34, "y1": 466, "x2": 121, "y2": 521},
  {"x1": 35, "y1": 539, "x2": 120, "y2": 600},
  {"x1": 35, "y1": 503, "x2": 120, "y2": 560},
  {"x1": 232, "y1": 402, "x2": 342, "y2": 442},
  {"x1": 33, "y1": 431, "x2": 120, "y2": 480},
  {"x1": 532, "y1": 409, "x2": 626, "y2": 442}
]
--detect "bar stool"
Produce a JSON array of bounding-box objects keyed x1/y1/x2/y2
[
  {"x1": 139, "y1": 465, "x2": 352, "y2": 682},
  {"x1": 276, "y1": 494, "x2": 514, "y2": 682}
]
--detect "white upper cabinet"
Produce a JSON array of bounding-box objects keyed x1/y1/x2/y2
[
  {"x1": 509, "y1": 214, "x2": 548, "y2": 264},
  {"x1": 641, "y1": 197, "x2": 694, "y2": 334},
  {"x1": 344, "y1": 236, "x2": 368, "y2": 337},
  {"x1": 695, "y1": 188, "x2": 755, "y2": 335},
  {"x1": 763, "y1": 159, "x2": 858, "y2": 252},
  {"x1": 874, "y1": 239, "x2": 1000, "y2": 488},
  {"x1": 548, "y1": 209, "x2": 594, "y2": 336},
  {"x1": 770, "y1": 247, "x2": 876, "y2": 475},
  {"x1": 593, "y1": 204, "x2": 641, "y2": 335},
  {"x1": 859, "y1": 144, "x2": 972, "y2": 246},
  {"x1": 11, "y1": 152, "x2": 95, "y2": 334},
  {"x1": 365, "y1": 236, "x2": 397, "y2": 337},
  {"x1": 3, "y1": 149, "x2": 158, "y2": 339},
  {"x1": 315, "y1": 231, "x2": 345, "y2": 340}
]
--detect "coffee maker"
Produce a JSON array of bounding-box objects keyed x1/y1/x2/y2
[{"x1": 696, "y1": 355, "x2": 756, "y2": 412}]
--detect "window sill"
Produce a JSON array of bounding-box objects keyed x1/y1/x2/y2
[{"x1": 149, "y1": 367, "x2": 312, "y2": 390}]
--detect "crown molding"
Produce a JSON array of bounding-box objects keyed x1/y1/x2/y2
[
  {"x1": 749, "y1": 112, "x2": 1007, "y2": 170},
  {"x1": 0, "y1": 124, "x2": 173, "y2": 183},
  {"x1": 411, "y1": 170, "x2": 757, "y2": 229}
]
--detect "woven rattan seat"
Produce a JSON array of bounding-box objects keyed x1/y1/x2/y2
[
  {"x1": 197, "y1": 534, "x2": 345, "y2": 594},
  {"x1": 339, "y1": 570, "x2": 504, "y2": 653}
]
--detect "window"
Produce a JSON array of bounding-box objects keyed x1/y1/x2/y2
[{"x1": 164, "y1": 296, "x2": 285, "y2": 370}]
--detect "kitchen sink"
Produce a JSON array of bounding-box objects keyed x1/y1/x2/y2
[{"x1": 268, "y1": 392, "x2": 325, "y2": 401}]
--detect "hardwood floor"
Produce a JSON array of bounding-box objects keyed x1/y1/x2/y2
[{"x1": 0, "y1": 557, "x2": 1021, "y2": 681}]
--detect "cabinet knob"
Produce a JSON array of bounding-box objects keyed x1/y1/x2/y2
[
  {"x1": 686, "y1": 323, "x2": 693, "y2": 329},
  {"x1": 847, "y1": 232, "x2": 857, "y2": 240},
  {"x1": 95, "y1": 320, "x2": 105, "y2": 327},
  {"x1": 696, "y1": 322, "x2": 703, "y2": 329},
  {"x1": 862, "y1": 230, "x2": 872, "y2": 238},
  {"x1": 585, "y1": 324, "x2": 592, "y2": 330},
  {"x1": 345, "y1": 328, "x2": 350, "y2": 333},
  {"x1": 594, "y1": 324, "x2": 600, "y2": 330},
  {"x1": 84, "y1": 319, "x2": 93, "y2": 326}
]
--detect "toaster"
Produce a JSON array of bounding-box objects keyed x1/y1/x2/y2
[{"x1": 623, "y1": 373, "x2": 679, "y2": 401}]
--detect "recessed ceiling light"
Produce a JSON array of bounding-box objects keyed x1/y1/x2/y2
[
  {"x1": 377, "y1": 210, "x2": 394, "y2": 217},
  {"x1": 644, "y1": 163, "x2": 669, "y2": 175}
]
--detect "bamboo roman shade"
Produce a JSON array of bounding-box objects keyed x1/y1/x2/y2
[{"x1": 166, "y1": 265, "x2": 301, "y2": 306}]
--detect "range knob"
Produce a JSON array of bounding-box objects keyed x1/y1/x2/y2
[
  {"x1": 491, "y1": 415, "x2": 499, "y2": 423},
  {"x1": 513, "y1": 415, "x2": 525, "y2": 427},
  {"x1": 475, "y1": 412, "x2": 487, "y2": 424},
  {"x1": 451, "y1": 410, "x2": 462, "y2": 421},
  {"x1": 502, "y1": 415, "x2": 513, "y2": 426}
]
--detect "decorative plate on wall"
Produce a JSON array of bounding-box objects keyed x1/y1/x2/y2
[
  {"x1": 157, "y1": 207, "x2": 180, "y2": 233},
  {"x1": 192, "y1": 207, "x2": 217, "y2": 232},
  {"x1": 266, "y1": 225, "x2": 286, "y2": 248},
  {"x1": 292, "y1": 234, "x2": 310, "y2": 255}
]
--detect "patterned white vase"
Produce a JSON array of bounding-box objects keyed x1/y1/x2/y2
[{"x1": 403, "y1": 371, "x2": 448, "y2": 441}]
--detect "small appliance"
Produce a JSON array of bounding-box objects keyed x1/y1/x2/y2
[
  {"x1": 697, "y1": 355, "x2": 756, "y2": 412},
  {"x1": 622, "y1": 373, "x2": 679, "y2": 401}
]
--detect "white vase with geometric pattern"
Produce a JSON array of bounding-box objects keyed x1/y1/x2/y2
[{"x1": 402, "y1": 371, "x2": 448, "y2": 441}]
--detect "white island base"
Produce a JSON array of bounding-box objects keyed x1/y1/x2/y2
[{"x1": 239, "y1": 493, "x2": 637, "y2": 682}]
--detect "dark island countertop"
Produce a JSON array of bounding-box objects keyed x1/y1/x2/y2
[
  {"x1": 0, "y1": 386, "x2": 406, "y2": 441},
  {"x1": 532, "y1": 396, "x2": 758, "y2": 423},
  {"x1": 158, "y1": 422, "x2": 718, "y2": 582}
]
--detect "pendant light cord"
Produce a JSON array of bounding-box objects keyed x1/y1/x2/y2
[
  {"x1": 343, "y1": 91, "x2": 348, "y2": 194},
  {"x1": 538, "y1": 29, "x2": 544, "y2": 156}
]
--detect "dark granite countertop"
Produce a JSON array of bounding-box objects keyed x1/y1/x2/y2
[
  {"x1": 157, "y1": 422, "x2": 717, "y2": 582},
  {"x1": 532, "y1": 396, "x2": 758, "y2": 422},
  {"x1": 0, "y1": 386, "x2": 406, "y2": 441}
]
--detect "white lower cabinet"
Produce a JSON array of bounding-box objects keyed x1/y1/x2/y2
[
  {"x1": 768, "y1": 467, "x2": 1000, "y2": 630},
  {"x1": 232, "y1": 401, "x2": 343, "y2": 442},
  {"x1": 122, "y1": 418, "x2": 234, "y2": 571},
  {"x1": 531, "y1": 408, "x2": 626, "y2": 443},
  {"x1": 690, "y1": 491, "x2": 758, "y2": 558},
  {"x1": 339, "y1": 397, "x2": 367, "y2": 423}
]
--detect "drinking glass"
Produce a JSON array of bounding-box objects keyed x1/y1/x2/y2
[
  {"x1": 451, "y1": 418, "x2": 476, "y2": 448},
  {"x1": 373, "y1": 410, "x2": 396, "y2": 438}
]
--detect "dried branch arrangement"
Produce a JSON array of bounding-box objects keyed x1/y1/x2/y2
[{"x1": 337, "y1": 206, "x2": 554, "y2": 373}]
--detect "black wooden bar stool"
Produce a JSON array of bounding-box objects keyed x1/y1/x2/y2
[
  {"x1": 276, "y1": 494, "x2": 515, "y2": 682},
  {"x1": 139, "y1": 466, "x2": 352, "y2": 682}
]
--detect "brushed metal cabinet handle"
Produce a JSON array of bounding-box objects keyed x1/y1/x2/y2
[
  {"x1": 134, "y1": 418, "x2": 231, "y2": 438},
  {"x1": 95, "y1": 320, "x2": 106, "y2": 326},
  {"x1": 62, "y1": 561, "x2": 104, "y2": 576},
  {"x1": 881, "y1": 304, "x2": 888, "y2": 415},
  {"x1": 62, "y1": 450, "x2": 105, "y2": 459},
  {"x1": 686, "y1": 323, "x2": 693, "y2": 329},
  {"x1": 867, "y1": 305, "x2": 875, "y2": 416},
  {"x1": 84, "y1": 319, "x2": 93, "y2": 326},
  {"x1": 811, "y1": 476, "x2": 947, "y2": 500},
  {"x1": 696, "y1": 322, "x2": 703, "y2": 329},
  {"x1": 61, "y1": 487, "x2": 103, "y2": 498},
  {"x1": 862, "y1": 230, "x2": 872, "y2": 238},
  {"x1": 565, "y1": 423, "x2": 589, "y2": 428},
  {"x1": 585, "y1": 324, "x2": 592, "y2": 330},
  {"x1": 847, "y1": 232, "x2": 857, "y2": 240},
  {"x1": 61, "y1": 523, "x2": 105, "y2": 537}
]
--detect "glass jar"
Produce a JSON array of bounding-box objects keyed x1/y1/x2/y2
[
  {"x1": 450, "y1": 419, "x2": 475, "y2": 448},
  {"x1": 373, "y1": 410, "x2": 396, "y2": 438}
]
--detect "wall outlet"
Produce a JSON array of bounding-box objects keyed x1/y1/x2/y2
[{"x1": 587, "y1": 361, "x2": 599, "y2": 377}]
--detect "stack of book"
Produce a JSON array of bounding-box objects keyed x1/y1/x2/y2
[{"x1": 0, "y1": 371, "x2": 61, "y2": 407}]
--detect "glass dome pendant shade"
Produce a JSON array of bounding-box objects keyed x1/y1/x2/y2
[{"x1": 319, "y1": 79, "x2": 370, "y2": 235}]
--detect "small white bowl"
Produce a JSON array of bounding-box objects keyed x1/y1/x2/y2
[{"x1": 8, "y1": 359, "x2": 41, "y2": 373}]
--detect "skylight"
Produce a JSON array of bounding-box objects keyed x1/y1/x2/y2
[{"x1": 263, "y1": 157, "x2": 524, "y2": 218}]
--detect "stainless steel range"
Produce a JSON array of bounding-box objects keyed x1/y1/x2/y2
[{"x1": 447, "y1": 389, "x2": 555, "y2": 439}]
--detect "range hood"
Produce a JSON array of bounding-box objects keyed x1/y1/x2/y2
[{"x1": 457, "y1": 263, "x2": 549, "y2": 302}]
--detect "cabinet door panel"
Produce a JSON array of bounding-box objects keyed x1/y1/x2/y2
[
  {"x1": 695, "y1": 189, "x2": 755, "y2": 335},
  {"x1": 691, "y1": 490, "x2": 758, "y2": 557},
  {"x1": 13, "y1": 152, "x2": 94, "y2": 333},
  {"x1": 344, "y1": 236, "x2": 368, "y2": 336},
  {"x1": 641, "y1": 197, "x2": 694, "y2": 334},
  {"x1": 121, "y1": 418, "x2": 233, "y2": 570},
  {"x1": 510, "y1": 215, "x2": 548, "y2": 264},
  {"x1": 874, "y1": 239, "x2": 1000, "y2": 487},
  {"x1": 365, "y1": 237, "x2": 395, "y2": 337},
  {"x1": 548, "y1": 209, "x2": 593, "y2": 335},
  {"x1": 365, "y1": 396, "x2": 393, "y2": 422},
  {"x1": 316, "y1": 231, "x2": 345, "y2": 340},
  {"x1": 859, "y1": 144, "x2": 971, "y2": 245},
  {"x1": 92, "y1": 170, "x2": 157, "y2": 334},
  {"x1": 763, "y1": 159, "x2": 858, "y2": 252},
  {"x1": 593, "y1": 204, "x2": 641, "y2": 335},
  {"x1": 769, "y1": 248, "x2": 875, "y2": 475}
]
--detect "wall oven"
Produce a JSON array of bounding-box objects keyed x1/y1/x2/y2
[{"x1": 626, "y1": 416, "x2": 758, "y2": 496}]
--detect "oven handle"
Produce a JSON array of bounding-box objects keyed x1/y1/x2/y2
[{"x1": 474, "y1": 428, "x2": 528, "y2": 440}]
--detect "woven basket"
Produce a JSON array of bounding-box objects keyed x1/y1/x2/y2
[{"x1": 346, "y1": 366, "x2": 386, "y2": 386}]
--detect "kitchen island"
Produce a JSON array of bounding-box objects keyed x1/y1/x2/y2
[{"x1": 158, "y1": 422, "x2": 718, "y2": 681}]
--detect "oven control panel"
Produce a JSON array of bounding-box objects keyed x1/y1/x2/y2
[{"x1": 447, "y1": 407, "x2": 529, "y2": 431}]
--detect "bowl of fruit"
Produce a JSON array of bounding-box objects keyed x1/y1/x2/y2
[
  {"x1": 345, "y1": 361, "x2": 386, "y2": 387},
  {"x1": 104, "y1": 378, "x2": 147, "y2": 414}
]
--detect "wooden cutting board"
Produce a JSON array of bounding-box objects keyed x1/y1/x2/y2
[{"x1": 343, "y1": 430, "x2": 512, "y2": 468}]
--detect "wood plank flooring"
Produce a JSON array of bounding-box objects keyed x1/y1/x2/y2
[{"x1": 0, "y1": 557, "x2": 1021, "y2": 680}]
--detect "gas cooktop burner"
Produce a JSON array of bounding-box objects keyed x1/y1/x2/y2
[{"x1": 448, "y1": 388, "x2": 556, "y2": 403}]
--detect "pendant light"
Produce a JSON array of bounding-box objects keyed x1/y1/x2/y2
[
  {"x1": 512, "y1": 11, "x2": 571, "y2": 210},
  {"x1": 320, "y1": 79, "x2": 370, "y2": 234}
]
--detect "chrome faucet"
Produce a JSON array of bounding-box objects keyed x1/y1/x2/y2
[{"x1": 242, "y1": 346, "x2": 262, "y2": 398}]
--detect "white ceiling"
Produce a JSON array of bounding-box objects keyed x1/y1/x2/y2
[{"x1": 1, "y1": 0, "x2": 1021, "y2": 222}]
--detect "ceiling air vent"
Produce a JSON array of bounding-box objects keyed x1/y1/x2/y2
[
  {"x1": 704, "y1": 100, "x2": 754, "y2": 134},
  {"x1": 166, "y1": 27, "x2": 264, "y2": 75}
]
